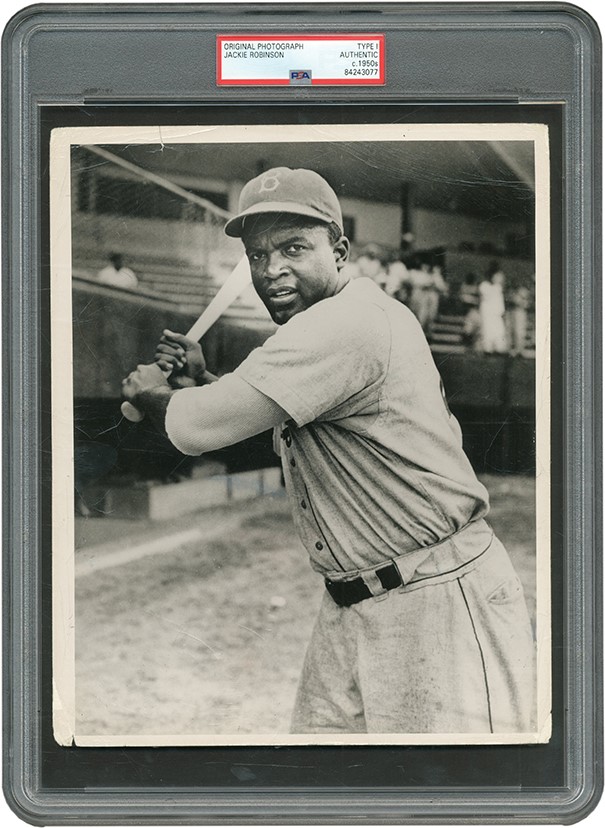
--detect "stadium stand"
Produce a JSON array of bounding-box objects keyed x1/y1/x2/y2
[{"x1": 69, "y1": 144, "x2": 536, "y2": 495}]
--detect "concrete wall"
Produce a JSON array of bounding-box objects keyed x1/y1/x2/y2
[
  {"x1": 413, "y1": 208, "x2": 526, "y2": 252},
  {"x1": 71, "y1": 281, "x2": 535, "y2": 482},
  {"x1": 73, "y1": 280, "x2": 533, "y2": 409},
  {"x1": 338, "y1": 197, "x2": 402, "y2": 247}
]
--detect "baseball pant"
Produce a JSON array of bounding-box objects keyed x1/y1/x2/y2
[{"x1": 290, "y1": 531, "x2": 535, "y2": 734}]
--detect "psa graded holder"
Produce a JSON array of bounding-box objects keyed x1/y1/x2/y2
[{"x1": 2, "y1": 3, "x2": 602, "y2": 824}]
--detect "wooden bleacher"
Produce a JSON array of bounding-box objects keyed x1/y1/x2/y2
[
  {"x1": 73, "y1": 248, "x2": 536, "y2": 358},
  {"x1": 73, "y1": 254, "x2": 268, "y2": 320},
  {"x1": 430, "y1": 313, "x2": 536, "y2": 358}
]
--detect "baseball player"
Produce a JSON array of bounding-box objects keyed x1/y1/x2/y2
[{"x1": 122, "y1": 167, "x2": 535, "y2": 735}]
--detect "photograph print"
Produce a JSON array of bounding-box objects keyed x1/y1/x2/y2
[{"x1": 50, "y1": 122, "x2": 551, "y2": 747}]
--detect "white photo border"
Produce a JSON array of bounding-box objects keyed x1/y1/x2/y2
[{"x1": 50, "y1": 122, "x2": 552, "y2": 748}]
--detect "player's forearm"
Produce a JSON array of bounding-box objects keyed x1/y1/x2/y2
[{"x1": 165, "y1": 374, "x2": 287, "y2": 456}]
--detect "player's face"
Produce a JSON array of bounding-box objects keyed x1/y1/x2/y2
[{"x1": 242, "y1": 215, "x2": 350, "y2": 324}]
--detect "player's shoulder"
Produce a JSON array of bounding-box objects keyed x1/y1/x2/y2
[
  {"x1": 341, "y1": 277, "x2": 422, "y2": 330},
  {"x1": 329, "y1": 277, "x2": 390, "y2": 322},
  {"x1": 303, "y1": 278, "x2": 390, "y2": 340},
  {"x1": 268, "y1": 280, "x2": 389, "y2": 358}
]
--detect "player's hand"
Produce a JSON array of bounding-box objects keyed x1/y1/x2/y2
[
  {"x1": 155, "y1": 329, "x2": 207, "y2": 388},
  {"x1": 122, "y1": 363, "x2": 170, "y2": 403}
]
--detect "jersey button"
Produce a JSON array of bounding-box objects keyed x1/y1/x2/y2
[
  {"x1": 301, "y1": 499, "x2": 307, "y2": 509},
  {"x1": 290, "y1": 458, "x2": 296, "y2": 468},
  {"x1": 315, "y1": 541, "x2": 324, "y2": 551}
]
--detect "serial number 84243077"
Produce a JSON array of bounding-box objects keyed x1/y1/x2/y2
[{"x1": 344, "y1": 68, "x2": 379, "y2": 76}]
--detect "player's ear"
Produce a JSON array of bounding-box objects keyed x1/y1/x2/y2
[{"x1": 334, "y1": 235, "x2": 350, "y2": 270}]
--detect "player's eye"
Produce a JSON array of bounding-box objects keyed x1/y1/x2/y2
[
  {"x1": 284, "y1": 244, "x2": 305, "y2": 255},
  {"x1": 247, "y1": 251, "x2": 264, "y2": 263}
]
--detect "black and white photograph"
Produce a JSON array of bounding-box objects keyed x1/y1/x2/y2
[{"x1": 50, "y1": 122, "x2": 551, "y2": 747}]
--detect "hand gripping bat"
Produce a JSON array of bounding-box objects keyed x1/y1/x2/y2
[{"x1": 121, "y1": 256, "x2": 252, "y2": 423}]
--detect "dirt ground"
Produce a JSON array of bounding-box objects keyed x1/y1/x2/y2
[{"x1": 74, "y1": 474, "x2": 537, "y2": 741}]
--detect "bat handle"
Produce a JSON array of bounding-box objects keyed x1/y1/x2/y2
[{"x1": 121, "y1": 400, "x2": 145, "y2": 423}]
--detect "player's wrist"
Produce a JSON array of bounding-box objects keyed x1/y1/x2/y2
[
  {"x1": 199, "y1": 369, "x2": 218, "y2": 385},
  {"x1": 133, "y1": 385, "x2": 176, "y2": 436}
]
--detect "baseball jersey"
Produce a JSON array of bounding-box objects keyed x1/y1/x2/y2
[{"x1": 234, "y1": 277, "x2": 489, "y2": 575}]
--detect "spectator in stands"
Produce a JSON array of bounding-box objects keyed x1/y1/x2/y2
[
  {"x1": 505, "y1": 273, "x2": 532, "y2": 358},
  {"x1": 459, "y1": 272, "x2": 481, "y2": 349},
  {"x1": 478, "y1": 262, "x2": 507, "y2": 354},
  {"x1": 353, "y1": 243, "x2": 390, "y2": 292},
  {"x1": 424, "y1": 262, "x2": 448, "y2": 340},
  {"x1": 97, "y1": 252, "x2": 138, "y2": 290},
  {"x1": 344, "y1": 247, "x2": 411, "y2": 305},
  {"x1": 385, "y1": 257, "x2": 410, "y2": 303},
  {"x1": 405, "y1": 258, "x2": 433, "y2": 332}
]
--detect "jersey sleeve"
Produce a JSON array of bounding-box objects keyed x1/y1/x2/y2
[
  {"x1": 165, "y1": 373, "x2": 288, "y2": 456},
  {"x1": 234, "y1": 296, "x2": 390, "y2": 427}
]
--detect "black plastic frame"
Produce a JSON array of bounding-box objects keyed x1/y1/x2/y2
[{"x1": 2, "y1": 3, "x2": 602, "y2": 824}]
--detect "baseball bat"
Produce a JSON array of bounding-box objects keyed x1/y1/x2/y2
[{"x1": 121, "y1": 256, "x2": 252, "y2": 423}]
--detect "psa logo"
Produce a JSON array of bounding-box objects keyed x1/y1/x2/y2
[{"x1": 289, "y1": 69, "x2": 312, "y2": 85}]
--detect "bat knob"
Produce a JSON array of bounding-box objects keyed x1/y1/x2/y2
[{"x1": 121, "y1": 400, "x2": 145, "y2": 423}]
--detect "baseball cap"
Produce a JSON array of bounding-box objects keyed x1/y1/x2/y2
[{"x1": 224, "y1": 167, "x2": 343, "y2": 238}]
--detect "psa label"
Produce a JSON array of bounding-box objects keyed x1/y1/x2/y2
[{"x1": 290, "y1": 70, "x2": 312, "y2": 85}]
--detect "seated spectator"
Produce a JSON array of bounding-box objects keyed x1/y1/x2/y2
[{"x1": 97, "y1": 253, "x2": 138, "y2": 290}]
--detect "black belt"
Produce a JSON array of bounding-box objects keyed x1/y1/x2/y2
[{"x1": 325, "y1": 563, "x2": 403, "y2": 607}]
